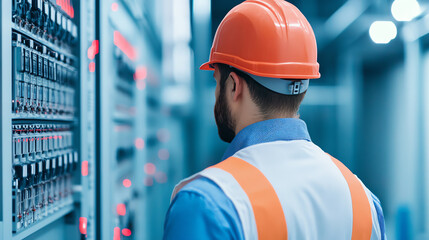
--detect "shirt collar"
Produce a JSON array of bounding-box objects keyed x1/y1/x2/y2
[{"x1": 222, "y1": 118, "x2": 311, "y2": 160}]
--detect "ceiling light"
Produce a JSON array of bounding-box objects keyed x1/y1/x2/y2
[
  {"x1": 369, "y1": 21, "x2": 397, "y2": 44},
  {"x1": 391, "y1": 0, "x2": 421, "y2": 21}
]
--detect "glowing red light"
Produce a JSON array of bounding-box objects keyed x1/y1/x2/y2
[
  {"x1": 89, "y1": 62, "x2": 95, "y2": 72},
  {"x1": 113, "y1": 31, "x2": 137, "y2": 61},
  {"x1": 87, "y1": 40, "x2": 99, "y2": 60},
  {"x1": 92, "y1": 40, "x2": 99, "y2": 54},
  {"x1": 134, "y1": 138, "x2": 145, "y2": 150},
  {"x1": 122, "y1": 228, "x2": 132, "y2": 237},
  {"x1": 81, "y1": 161, "x2": 89, "y2": 176},
  {"x1": 71, "y1": 6, "x2": 74, "y2": 18},
  {"x1": 111, "y1": 2, "x2": 119, "y2": 11},
  {"x1": 123, "y1": 179, "x2": 132, "y2": 188},
  {"x1": 116, "y1": 203, "x2": 126, "y2": 216},
  {"x1": 144, "y1": 163, "x2": 156, "y2": 175},
  {"x1": 68, "y1": 0, "x2": 72, "y2": 16},
  {"x1": 158, "y1": 149, "x2": 170, "y2": 160},
  {"x1": 155, "y1": 171, "x2": 168, "y2": 184},
  {"x1": 134, "y1": 66, "x2": 147, "y2": 81},
  {"x1": 79, "y1": 217, "x2": 87, "y2": 235},
  {"x1": 113, "y1": 227, "x2": 121, "y2": 240},
  {"x1": 144, "y1": 177, "x2": 154, "y2": 186},
  {"x1": 65, "y1": 0, "x2": 69, "y2": 15}
]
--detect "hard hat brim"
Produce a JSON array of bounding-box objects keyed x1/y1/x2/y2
[
  {"x1": 200, "y1": 59, "x2": 321, "y2": 79},
  {"x1": 200, "y1": 62, "x2": 214, "y2": 71}
]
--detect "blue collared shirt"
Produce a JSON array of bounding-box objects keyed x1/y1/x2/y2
[{"x1": 163, "y1": 118, "x2": 386, "y2": 240}]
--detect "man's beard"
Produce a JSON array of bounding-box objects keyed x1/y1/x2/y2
[{"x1": 214, "y1": 89, "x2": 236, "y2": 143}]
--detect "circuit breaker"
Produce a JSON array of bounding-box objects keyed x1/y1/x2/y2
[{"x1": 12, "y1": 123, "x2": 77, "y2": 232}]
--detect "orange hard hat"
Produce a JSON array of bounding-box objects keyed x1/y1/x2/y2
[{"x1": 200, "y1": 0, "x2": 320, "y2": 79}]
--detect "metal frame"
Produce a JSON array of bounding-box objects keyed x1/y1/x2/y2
[{"x1": 80, "y1": 0, "x2": 97, "y2": 239}]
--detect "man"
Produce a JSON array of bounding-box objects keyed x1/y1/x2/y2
[{"x1": 164, "y1": 0, "x2": 386, "y2": 239}]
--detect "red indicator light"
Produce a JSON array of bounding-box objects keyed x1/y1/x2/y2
[
  {"x1": 134, "y1": 66, "x2": 147, "y2": 81},
  {"x1": 67, "y1": 0, "x2": 72, "y2": 16},
  {"x1": 113, "y1": 31, "x2": 137, "y2": 61},
  {"x1": 134, "y1": 138, "x2": 145, "y2": 150},
  {"x1": 59, "y1": 136, "x2": 62, "y2": 139},
  {"x1": 79, "y1": 217, "x2": 87, "y2": 235},
  {"x1": 158, "y1": 149, "x2": 170, "y2": 160},
  {"x1": 144, "y1": 163, "x2": 156, "y2": 175},
  {"x1": 111, "y1": 2, "x2": 119, "y2": 11},
  {"x1": 87, "y1": 40, "x2": 99, "y2": 60},
  {"x1": 71, "y1": 6, "x2": 74, "y2": 18},
  {"x1": 155, "y1": 171, "x2": 168, "y2": 184},
  {"x1": 123, "y1": 179, "x2": 132, "y2": 188},
  {"x1": 89, "y1": 62, "x2": 95, "y2": 72},
  {"x1": 65, "y1": 1, "x2": 69, "y2": 14},
  {"x1": 116, "y1": 203, "x2": 126, "y2": 216},
  {"x1": 81, "y1": 161, "x2": 89, "y2": 176},
  {"x1": 144, "y1": 176, "x2": 154, "y2": 186},
  {"x1": 113, "y1": 227, "x2": 121, "y2": 240},
  {"x1": 92, "y1": 40, "x2": 99, "y2": 55},
  {"x1": 122, "y1": 228, "x2": 132, "y2": 237}
]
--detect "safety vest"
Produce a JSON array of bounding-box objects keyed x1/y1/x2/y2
[{"x1": 172, "y1": 140, "x2": 382, "y2": 239}]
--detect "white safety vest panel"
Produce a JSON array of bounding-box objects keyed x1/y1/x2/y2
[{"x1": 172, "y1": 140, "x2": 383, "y2": 240}]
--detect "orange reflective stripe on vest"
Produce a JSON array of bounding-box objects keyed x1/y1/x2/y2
[
  {"x1": 212, "y1": 157, "x2": 288, "y2": 240},
  {"x1": 329, "y1": 155, "x2": 373, "y2": 240}
]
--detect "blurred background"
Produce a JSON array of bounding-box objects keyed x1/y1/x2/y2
[{"x1": 1, "y1": 0, "x2": 429, "y2": 239}]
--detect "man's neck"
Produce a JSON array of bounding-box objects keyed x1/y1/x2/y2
[{"x1": 234, "y1": 113, "x2": 299, "y2": 135}]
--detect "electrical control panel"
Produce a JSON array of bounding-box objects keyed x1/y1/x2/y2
[
  {"x1": 12, "y1": 123, "x2": 77, "y2": 232},
  {"x1": 97, "y1": 2, "x2": 145, "y2": 238},
  {"x1": 12, "y1": 32, "x2": 77, "y2": 119},
  {"x1": 0, "y1": 0, "x2": 82, "y2": 239},
  {"x1": 1, "y1": 1, "x2": 188, "y2": 239}
]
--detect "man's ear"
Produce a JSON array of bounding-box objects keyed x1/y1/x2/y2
[{"x1": 229, "y1": 72, "x2": 244, "y2": 102}]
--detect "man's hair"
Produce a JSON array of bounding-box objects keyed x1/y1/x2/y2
[{"x1": 217, "y1": 63, "x2": 306, "y2": 117}]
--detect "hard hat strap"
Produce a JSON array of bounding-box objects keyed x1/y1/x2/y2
[{"x1": 246, "y1": 72, "x2": 309, "y2": 95}]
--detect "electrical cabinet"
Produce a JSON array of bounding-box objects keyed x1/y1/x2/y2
[
  {"x1": 97, "y1": 1, "x2": 149, "y2": 239},
  {"x1": 1, "y1": 0, "x2": 83, "y2": 239},
  {"x1": 1, "y1": 0, "x2": 185, "y2": 239}
]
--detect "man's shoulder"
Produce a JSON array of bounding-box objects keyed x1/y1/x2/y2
[
  {"x1": 176, "y1": 177, "x2": 228, "y2": 203},
  {"x1": 165, "y1": 177, "x2": 245, "y2": 240}
]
